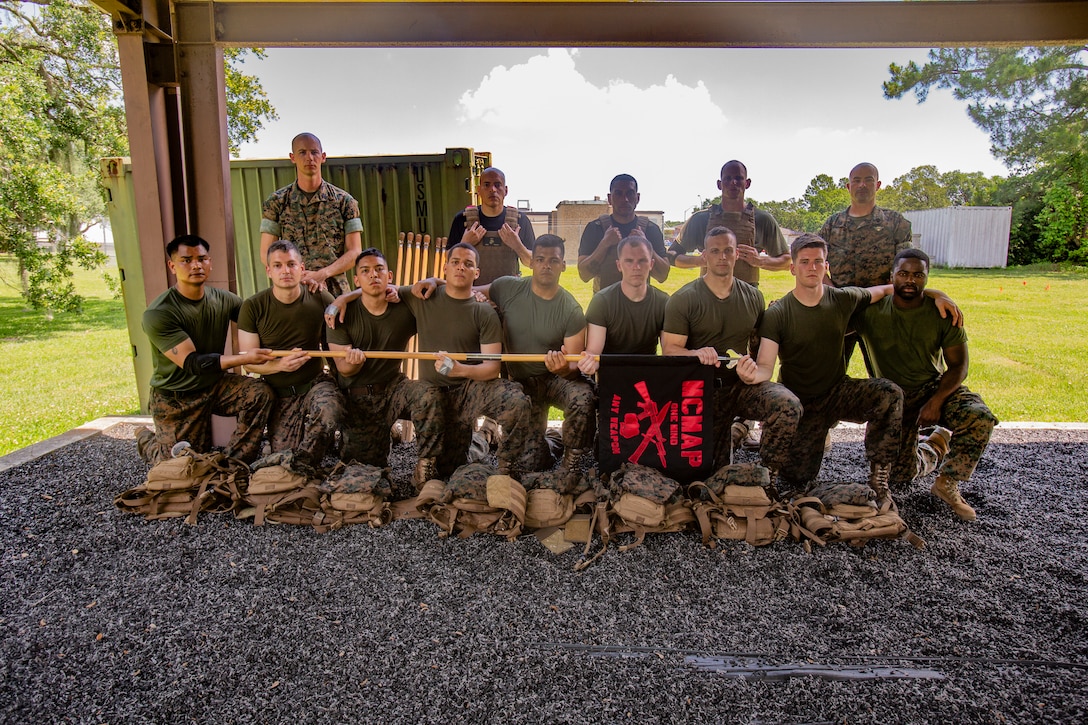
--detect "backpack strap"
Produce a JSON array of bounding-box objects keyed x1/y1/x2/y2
[{"x1": 598, "y1": 214, "x2": 651, "y2": 234}]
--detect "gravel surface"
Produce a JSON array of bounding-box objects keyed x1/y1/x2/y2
[{"x1": 1, "y1": 423, "x2": 1086, "y2": 724}]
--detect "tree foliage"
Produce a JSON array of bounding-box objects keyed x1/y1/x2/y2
[
  {"x1": 885, "y1": 46, "x2": 1088, "y2": 171},
  {"x1": 0, "y1": 1, "x2": 277, "y2": 312},
  {"x1": 886, "y1": 46, "x2": 1088, "y2": 266},
  {"x1": 0, "y1": 0, "x2": 121, "y2": 312},
  {"x1": 225, "y1": 47, "x2": 278, "y2": 157}
]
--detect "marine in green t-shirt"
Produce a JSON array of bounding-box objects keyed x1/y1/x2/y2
[
  {"x1": 579, "y1": 236, "x2": 669, "y2": 375},
  {"x1": 400, "y1": 243, "x2": 532, "y2": 478},
  {"x1": 745, "y1": 234, "x2": 906, "y2": 499},
  {"x1": 137, "y1": 235, "x2": 274, "y2": 465},
  {"x1": 326, "y1": 247, "x2": 446, "y2": 480},
  {"x1": 480, "y1": 236, "x2": 594, "y2": 477},
  {"x1": 662, "y1": 226, "x2": 801, "y2": 473},
  {"x1": 854, "y1": 248, "x2": 995, "y2": 521},
  {"x1": 237, "y1": 241, "x2": 343, "y2": 462}
]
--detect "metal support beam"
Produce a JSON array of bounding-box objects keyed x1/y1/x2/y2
[
  {"x1": 208, "y1": 1, "x2": 1088, "y2": 48},
  {"x1": 174, "y1": 33, "x2": 237, "y2": 294},
  {"x1": 113, "y1": 29, "x2": 177, "y2": 304}
]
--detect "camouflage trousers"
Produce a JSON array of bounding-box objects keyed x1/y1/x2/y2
[
  {"x1": 515, "y1": 373, "x2": 597, "y2": 472},
  {"x1": 782, "y1": 376, "x2": 903, "y2": 488},
  {"x1": 891, "y1": 380, "x2": 997, "y2": 487},
  {"x1": 267, "y1": 374, "x2": 345, "y2": 463},
  {"x1": 143, "y1": 373, "x2": 273, "y2": 465},
  {"x1": 426, "y1": 379, "x2": 531, "y2": 477},
  {"x1": 341, "y1": 374, "x2": 444, "y2": 467},
  {"x1": 714, "y1": 379, "x2": 802, "y2": 471}
]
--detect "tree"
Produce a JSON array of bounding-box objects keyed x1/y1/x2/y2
[
  {"x1": 0, "y1": 1, "x2": 277, "y2": 313},
  {"x1": 885, "y1": 46, "x2": 1088, "y2": 171},
  {"x1": 225, "y1": 47, "x2": 278, "y2": 157},
  {"x1": 880, "y1": 165, "x2": 949, "y2": 211},
  {"x1": 940, "y1": 169, "x2": 1003, "y2": 207},
  {"x1": 0, "y1": 0, "x2": 122, "y2": 312},
  {"x1": 801, "y1": 174, "x2": 850, "y2": 220}
]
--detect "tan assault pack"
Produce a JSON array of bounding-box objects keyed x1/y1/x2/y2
[
  {"x1": 791, "y1": 482, "x2": 925, "y2": 549},
  {"x1": 689, "y1": 463, "x2": 791, "y2": 548},
  {"x1": 425, "y1": 463, "x2": 528, "y2": 540},
  {"x1": 240, "y1": 453, "x2": 327, "y2": 529},
  {"x1": 115, "y1": 449, "x2": 248, "y2": 524}
]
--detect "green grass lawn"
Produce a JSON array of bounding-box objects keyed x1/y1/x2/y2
[
  {"x1": 0, "y1": 254, "x2": 1084, "y2": 459},
  {"x1": 0, "y1": 257, "x2": 139, "y2": 456}
]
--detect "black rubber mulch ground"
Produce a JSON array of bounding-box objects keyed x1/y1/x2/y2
[{"x1": 1, "y1": 424, "x2": 1085, "y2": 724}]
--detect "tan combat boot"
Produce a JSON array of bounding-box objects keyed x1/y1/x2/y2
[
  {"x1": 931, "y1": 474, "x2": 977, "y2": 521},
  {"x1": 560, "y1": 447, "x2": 588, "y2": 492},
  {"x1": 413, "y1": 456, "x2": 439, "y2": 492},
  {"x1": 766, "y1": 469, "x2": 782, "y2": 502},
  {"x1": 922, "y1": 426, "x2": 952, "y2": 460},
  {"x1": 869, "y1": 462, "x2": 892, "y2": 509}
]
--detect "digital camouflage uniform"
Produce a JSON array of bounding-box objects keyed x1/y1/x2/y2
[
  {"x1": 515, "y1": 374, "x2": 596, "y2": 472},
  {"x1": 819, "y1": 206, "x2": 912, "y2": 370},
  {"x1": 325, "y1": 296, "x2": 441, "y2": 468},
  {"x1": 819, "y1": 206, "x2": 912, "y2": 289},
  {"x1": 264, "y1": 375, "x2": 344, "y2": 464},
  {"x1": 759, "y1": 286, "x2": 903, "y2": 488},
  {"x1": 340, "y1": 375, "x2": 445, "y2": 467},
  {"x1": 711, "y1": 379, "x2": 801, "y2": 471},
  {"x1": 238, "y1": 287, "x2": 344, "y2": 462},
  {"x1": 141, "y1": 286, "x2": 272, "y2": 465},
  {"x1": 895, "y1": 382, "x2": 996, "y2": 487},
  {"x1": 856, "y1": 295, "x2": 997, "y2": 488},
  {"x1": 260, "y1": 180, "x2": 363, "y2": 297},
  {"x1": 489, "y1": 276, "x2": 595, "y2": 472},
  {"x1": 779, "y1": 376, "x2": 903, "y2": 487},
  {"x1": 431, "y1": 379, "x2": 532, "y2": 476},
  {"x1": 399, "y1": 285, "x2": 532, "y2": 476},
  {"x1": 664, "y1": 277, "x2": 801, "y2": 469}
]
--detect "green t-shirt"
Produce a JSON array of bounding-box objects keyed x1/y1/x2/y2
[
  {"x1": 142, "y1": 286, "x2": 240, "y2": 392},
  {"x1": 856, "y1": 295, "x2": 968, "y2": 390},
  {"x1": 759, "y1": 285, "x2": 870, "y2": 400},
  {"x1": 585, "y1": 282, "x2": 668, "y2": 355},
  {"x1": 399, "y1": 285, "x2": 503, "y2": 386},
  {"x1": 238, "y1": 287, "x2": 333, "y2": 389},
  {"x1": 326, "y1": 298, "x2": 417, "y2": 387},
  {"x1": 489, "y1": 276, "x2": 586, "y2": 379},
  {"x1": 663, "y1": 277, "x2": 765, "y2": 380}
]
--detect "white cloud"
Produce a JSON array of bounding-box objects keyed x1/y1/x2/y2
[{"x1": 456, "y1": 49, "x2": 726, "y2": 217}]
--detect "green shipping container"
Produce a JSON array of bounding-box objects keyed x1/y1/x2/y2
[
  {"x1": 231, "y1": 147, "x2": 491, "y2": 298},
  {"x1": 102, "y1": 147, "x2": 491, "y2": 412}
]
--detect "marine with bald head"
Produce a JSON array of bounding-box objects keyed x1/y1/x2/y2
[
  {"x1": 818, "y1": 161, "x2": 914, "y2": 370},
  {"x1": 446, "y1": 166, "x2": 536, "y2": 285},
  {"x1": 259, "y1": 132, "x2": 364, "y2": 297}
]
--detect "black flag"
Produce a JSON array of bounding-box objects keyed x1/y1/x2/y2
[{"x1": 597, "y1": 356, "x2": 715, "y2": 483}]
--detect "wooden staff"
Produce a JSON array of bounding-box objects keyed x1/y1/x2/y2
[
  {"x1": 266, "y1": 351, "x2": 744, "y2": 366},
  {"x1": 394, "y1": 231, "x2": 407, "y2": 287},
  {"x1": 432, "y1": 237, "x2": 446, "y2": 279}
]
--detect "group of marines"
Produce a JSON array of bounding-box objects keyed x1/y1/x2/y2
[{"x1": 137, "y1": 132, "x2": 997, "y2": 523}]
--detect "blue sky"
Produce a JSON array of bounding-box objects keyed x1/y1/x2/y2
[{"x1": 236, "y1": 47, "x2": 1007, "y2": 220}]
